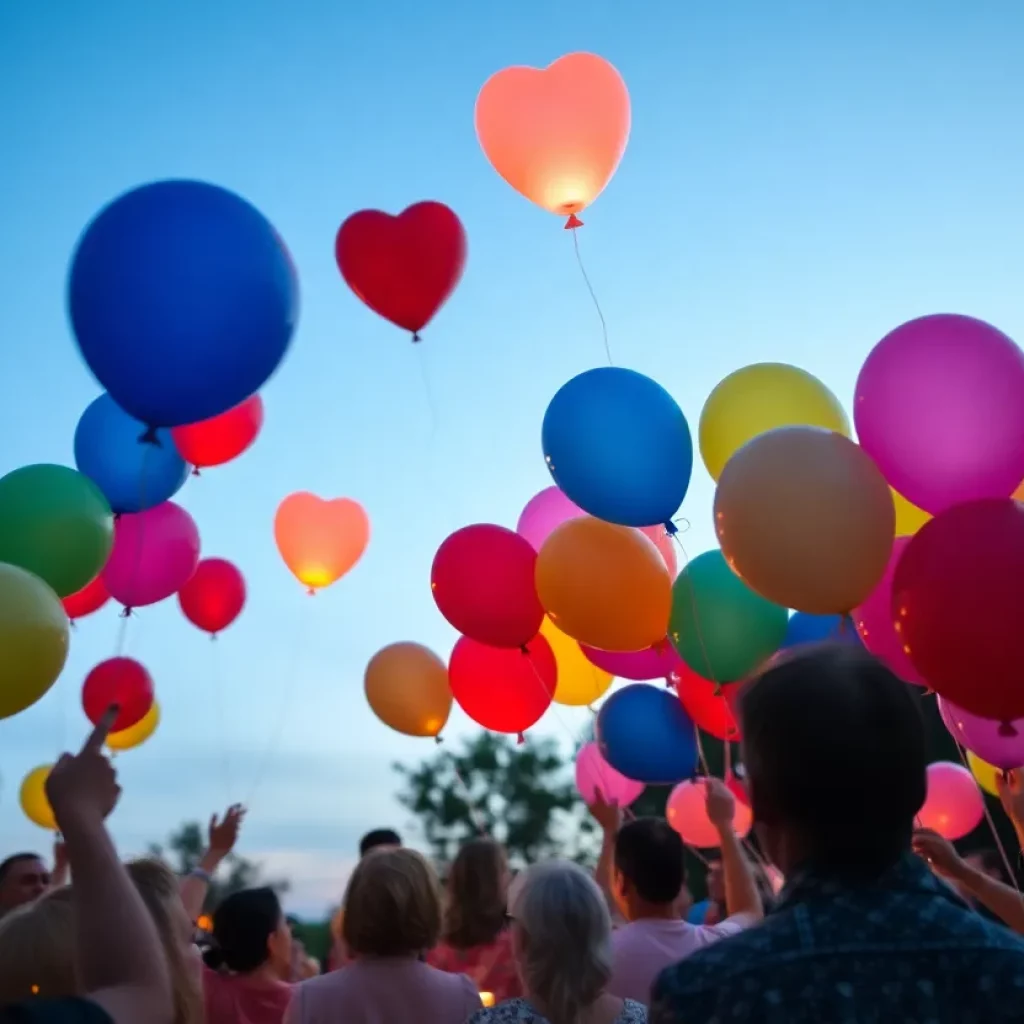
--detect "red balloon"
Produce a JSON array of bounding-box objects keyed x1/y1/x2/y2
[
  {"x1": 675, "y1": 667, "x2": 741, "y2": 741},
  {"x1": 171, "y1": 395, "x2": 264, "y2": 471},
  {"x1": 177, "y1": 558, "x2": 246, "y2": 635},
  {"x1": 893, "y1": 498, "x2": 1024, "y2": 722},
  {"x1": 82, "y1": 657, "x2": 154, "y2": 733},
  {"x1": 431, "y1": 524, "x2": 543, "y2": 649},
  {"x1": 335, "y1": 201, "x2": 467, "y2": 339},
  {"x1": 62, "y1": 575, "x2": 110, "y2": 621},
  {"x1": 449, "y1": 635, "x2": 556, "y2": 736}
]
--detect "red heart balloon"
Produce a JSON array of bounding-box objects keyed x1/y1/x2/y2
[{"x1": 335, "y1": 201, "x2": 467, "y2": 339}]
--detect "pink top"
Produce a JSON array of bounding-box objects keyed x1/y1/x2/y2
[
  {"x1": 284, "y1": 957, "x2": 482, "y2": 1024},
  {"x1": 204, "y1": 966, "x2": 293, "y2": 1024}
]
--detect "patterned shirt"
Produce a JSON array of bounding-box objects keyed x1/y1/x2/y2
[
  {"x1": 650, "y1": 853, "x2": 1024, "y2": 1023},
  {"x1": 469, "y1": 996, "x2": 647, "y2": 1023},
  {"x1": 427, "y1": 929, "x2": 523, "y2": 1004}
]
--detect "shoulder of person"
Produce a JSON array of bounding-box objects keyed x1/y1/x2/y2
[{"x1": 0, "y1": 998, "x2": 114, "y2": 1024}]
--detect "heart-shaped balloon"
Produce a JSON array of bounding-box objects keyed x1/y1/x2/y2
[
  {"x1": 475, "y1": 52, "x2": 631, "y2": 224},
  {"x1": 274, "y1": 492, "x2": 370, "y2": 591},
  {"x1": 335, "y1": 201, "x2": 466, "y2": 339}
]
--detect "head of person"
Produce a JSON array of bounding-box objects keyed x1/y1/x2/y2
[
  {"x1": 0, "y1": 888, "x2": 76, "y2": 1004},
  {"x1": 704, "y1": 858, "x2": 725, "y2": 904},
  {"x1": 342, "y1": 847, "x2": 441, "y2": 958},
  {"x1": 612, "y1": 818, "x2": 685, "y2": 921},
  {"x1": 443, "y1": 838, "x2": 510, "y2": 948},
  {"x1": 0, "y1": 854, "x2": 49, "y2": 915},
  {"x1": 510, "y1": 861, "x2": 612, "y2": 1024},
  {"x1": 359, "y1": 828, "x2": 402, "y2": 859},
  {"x1": 207, "y1": 887, "x2": 292, "y2": 981},
  {"x1": 739, "y1": 643, "x2": 926, "y2": 878}
]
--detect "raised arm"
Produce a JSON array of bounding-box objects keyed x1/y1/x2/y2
[
  {"x1": 179, "y1": 803, "x2": 246, "y2": 922},
  {"x1": 706, "y1": 778, "x2": 763, "y2": 923}
]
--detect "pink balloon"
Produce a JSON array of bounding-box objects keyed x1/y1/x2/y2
[
  {"x1": 102, "y1": 502, "x2": 201, "y2": 608},
  {"x1": 580, "y1": 639, "x2": 683, "y2": 681},
  {"x1": 852, "y1": 536, "x2": 924, "y2": 686},
  {"x1": 665, "y1": 778, "x2": 752, "y2": 848},
  {"x1": 855, "y1": 314, "x2": 1024, "y2": 514},
  {"x1": 575, "y1": 741, "x2": 644, "y2": 807},
  {"x1": 938, "y1": 698, "x2": 1024, "y2": 771},
  {"x1": 918, "y1": 762, "x2": 984, "y2": 840}
]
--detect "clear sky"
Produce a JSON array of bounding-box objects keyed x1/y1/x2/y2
[{"x1": 2, "y1": 0, "x2": 1024, "y2": 915}]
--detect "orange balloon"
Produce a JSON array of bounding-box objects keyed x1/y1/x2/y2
[
  {"x1": 1014, "y1": 479, "x2": 1024, "y2": 501},
  {"x1": 714, "y1": 427, "x2": 894, "y2": 615},
  {"x1": 365, "y1": 642, "x2": 452, "y2": 738},
  {"x1": 640, "y1": 525, "x2": 677, "y2": 577},
  {"x1": 274, "y1": 492, "x2": 369, "y2": 591},
  {"x1": 536, "y1": 516, "x2": 671, "y2": 652},
  {"x1": 475, "y1": 53, "x2": 630, "y2": 224}
]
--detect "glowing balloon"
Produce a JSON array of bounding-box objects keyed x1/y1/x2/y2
[
  {"x1": 20, "y1": 766, "x2": 57, "y2": 831},
  {"x1": 475, "y1": 52, "x2": 630, "y2": 224},
  {"x1": 938, "y1": 698, "x2": 1024, "y2": 771},
  {"x1": 699, "y1": 363, "x2": 849, "y2": 482},
  {"x1": 542, "y1": 368, "x2": 693, "y2": 528},
  {"x1": 540, "y1": 617, "x2": 612, "y2": 707},
  {"x1": 102, "y1": 502, "x2": 201, "y2": 609},
  {"x1": 855, "y1": 314, "x2": 1024, "y2": 514},
  {"x1": 918, "y1": 762, "x2": 984, "y2": 840},
  {"x1": 82, "y1": 657, "x2": 154, "y2": 733},
  {"x1": 714, "y1": 427, "x2": 894, "y2": 614},
  {"x1": 892, "y1": 489, "x2": 930, "y2": 537},
  {"x1": 580, "y1": 639, "x2": 683, "y2": 682},
  {"x1": 536, "y1": 517, "x2": 671, "y2": 652},
  {"x1": 966, "y1": 752, "x2": 1001, "y2": 797},
  {"x1": 675, "y1": 666, "x2": 741, "y2": 741},
  {"x1": 0, "y1": 564, "x2": 70, "y2": 721},
  {"x1": 575, "y1": 742, "x2": 644, "y2": 807},
  {"x1": 780, "y1": 612, "x2": 860, "y2": 651},
  {"x1": 274, "y1": 493, "x2": 370, "y2": 592},
  {"x1": 666, "y1": 779, "x2": 753, "y2": 848},
  {"x1": 364, "y1": 642, "x2": 452, "y2": 739},
  {"x1": 177, "y1": 558, "x2": 246, "y2": 635},
  {"x1": 171, "y1": 395, "x2": 264, "y2": 471},
  {"x1": 107, "y1": 701, "x2": 161, "y2": 752},
  {"x1": 62, "y1": 575, "x2": 110, "y2": 622}
]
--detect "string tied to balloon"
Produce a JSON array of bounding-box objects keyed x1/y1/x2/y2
[
  {"x1": 306, "y1": 587, "x2": 316, "y2": 597},
  {"x1": 564, "y1": 214, "x2": 583, "y2": 230},
  {"x1": 191, "y1": 466, "x2": 201, "y2": 477},
  {"x1": 517, "y1": 732, "x2": 526, "y2": 745},
  {"x1": 664, "y1": 520, "x2": 679, "y2": 536},
  {"x1": 411, "y1": 332, "x2": 422, "y2": 343},
  {"x1": 138, "y1": 426, "x2": 161, "y2": 446}
]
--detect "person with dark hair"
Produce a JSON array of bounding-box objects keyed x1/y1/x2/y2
[
  {"x1": 650, "y1": 644, "x2": 1024, "y2": 1023},
  {"x1": 0, "y1": 854, "x2": 50, "y2": 917},
  {"x1": 358, "y1": 829, "x2": 401, "y2": 858}
]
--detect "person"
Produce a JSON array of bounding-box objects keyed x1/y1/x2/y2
[
  {"x1": 686, "y1": 859, "x2": 724, "y2": 925},
  {"x1": 285, "y1": 848, "x2": 480, "y2": 1023},
  {"x1": 0, "y1": 854, "x2": 51, "y2": 917},
  {"x1": 0, "y1": 888, "x2": 78, "y2": 1003},
  {"x1": 427, "y1": 839, "x2": 521, "y2": 1003},
  {"x1": 358, "y1": 829, "x2": 401, "y2": 857},
  {"x1": 649, "y1": 644, "x2": 1024, "y2": 1023},
  {"x1": 596, "y1": 781, "x2": 762, "y2": 1005},
  {"x1": 178, "y1": 805, "x2": 247, "y2": 925}
]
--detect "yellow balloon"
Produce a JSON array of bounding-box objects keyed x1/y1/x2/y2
[
  {"x1": 364, "y1": 642, "x2": 452, "y2": 738},
  {"x1": 0, "y1": 563, "x2": 70, "y2": 720},
  {"x1": 539, "y1": 617, "x2": 613, "y2": 707},
  {"x1": 20, "y1": 765, "x2": 57, "y2": 830},
  {"x1": 892, "y1": 488, "x2": 930, "y2": 537},
  {"x1": 699, "y1": 363, "x2": 850, "y2": 482},
  {"x1": 106, "y1": 701, "x2": 161, "y2": 752},
  {"x1": 967, "y1": 751, "x2": 1000, "y2": 797}
]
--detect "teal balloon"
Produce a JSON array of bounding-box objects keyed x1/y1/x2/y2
[
  {"x1": 669, "y1": 549, "x2": 787, "y2": 683},
  {"x1": 0, "y1": 465, "x2": 114, "y2": 598}
]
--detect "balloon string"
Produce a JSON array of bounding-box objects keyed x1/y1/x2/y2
[
  {"x1": 209, "y1": 637, "x2": 233, "y2": 806},
  {"x1": 571, "y1": 228, "x2": 612, "y2": 366},
  {"x1": 522, "y1": 646, "x2": 587, "y2": 749},
  {"x1": 414, "y1": 342, "x2": 440, "y2": 438},
  {"x1": 450, "y1": 762, "x2": 492, "y2": 839}
]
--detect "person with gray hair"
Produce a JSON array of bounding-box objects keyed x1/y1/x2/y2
[{"x1": 469, "y1": 860, "x2": 646, "y2": 1024}]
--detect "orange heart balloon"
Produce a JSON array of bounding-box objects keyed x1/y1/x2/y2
[
  {"x1": 274, "y1": 492, "x2": 370, "y2": 591},
  {"x1": 474, "y1": 52, "x2": 630, "y2": 225}
]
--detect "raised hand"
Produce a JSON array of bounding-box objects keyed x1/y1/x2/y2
[
  {"x1": 705, "y1": 777, "x2": 736, "y2": 830},
  {"x1": 46, "y1": 705, "x2": 122, "y2": 830},
  {"x1": 912, "y1": 828, "x2": 965, "y2": 879},
  {"x1": 208, "y1": 804, "x2": 246, "y2": 860}
]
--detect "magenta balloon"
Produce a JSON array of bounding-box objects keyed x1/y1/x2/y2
[
  {"x1": 855, "y1": 314, "x2": 1024, "y2": 515},
  {"x1": 102, "y1": 502, "x2": 201, "y2": 608},
  {"x1": 516, "y1": 486, "x2": 584, "y2": 551},
  {"x1": 918, "y1": 761, "x2": 984, "y2": 840},
  {"x1": 938, "y1": 698, "x2": 1024, "y2": 770},
  {"x1": 575, "y1": 741, "x2": 644, "y2": 807},
  {"x1": 580, "y1": 640, "x2": 683, "y2": 681},
  {"x1": 666, "y1": 779, "x2": 752, "y2": 848}
]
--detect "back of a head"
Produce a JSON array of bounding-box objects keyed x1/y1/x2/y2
[
  {"x1": 359, "y1": 828, "x2": 401, "y2": 858},
  {"x1": 0, "y1": 889, "x2": 77, "y2": 1005},
  {"x1": 740, "y1": 643, "x2": 927, "y2": 874},
  {"x1": 444, "y1": 838, "x2": 508, "y2": 948},
  {"x1": 210, "y1": 887, "x2": 282, "y2": 974},
  {"x1": 614, "y1": 818, "x2": 685, "y2": 905},
  {"x1": 513, "y1": 861, "x2": 612, "y2": 1024}
]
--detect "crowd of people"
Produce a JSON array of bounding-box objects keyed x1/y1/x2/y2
[{"x1": 4, "y1": 644, "x2": 1024, "y2": 1022}]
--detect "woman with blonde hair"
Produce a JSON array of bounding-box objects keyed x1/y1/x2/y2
[{"x1": 0, "y1": 887, "x2": 77, "y2": 1005}]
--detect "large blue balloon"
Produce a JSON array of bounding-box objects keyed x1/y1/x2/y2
[
  {"x1": 597, "y1": 683, "x2": 697, "y2": 784},
  {"x1": 68, "y1": 180, "x2": 298, "y2": 428},
  {"x1": 542, "y1": 368, "x2": 693, "y2": 527},
  {"x1": 780, "y1": 612, "x2": 862, "y2": 651},
  {"x1": 74, "y1": 395, "x2": 189, "y2": 514}
]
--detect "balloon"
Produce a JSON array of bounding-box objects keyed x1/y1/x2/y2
[
  {"x1": 475, "y1": 53, "x2": 630, "y2": 224},
  {"x1": 597, "y1": 683, "x2": 697, "y2": 783},
  {"x1": 640, "y1": 525, "x2": 678, "y2": 578},
  {"x1": 714, "y1": 427, "x2": 894, "y2": 614},
  {"x1": 575, "y1": 742, "x2": 644, "y2": 807},
  {"x1": 102, "y1": 502, "x2": 200, "y2": 609},
  {"x1": 274, "y1": 493, "x2": 370, "y2": 592},
  {"x1": 536, "y1": 517, "x2": 671, "y2": 652},
  {"x1": 893, "y1": 489, "x2": 930, "y2": 537},
  {"x1": 431, "y1": 524, "x2": 542, "y2": 649},
  {"x1": 0, "y1": 564, "x2": 70, "y2": 721},
  {"x1": 82, "y1": 657, "x2": 154, "y2": 733},
  {"x1": 20, "y1": 766, "x2": 57, "y2": 831},
  {"x1": 669, "y1": 550, "x2": 787, "y2": 683},
  {"x1": 177, "y1": 558, "x2": 246, "y2": 635},
  {"x1": 73, "y1": 394, "x2": 188, "y2": 513},
  {"x1": 675, "y1": 666, "x2": 741, "y2": 741},
  {"x1": 171, "y1": 395, "x2": 264, "y2": 471},
  {"x1": 335, "y1": 202, "x2": 467, "y2": 339},
  {"x1": 918, "y1": 762, "x2": 984, "y2": 840},
  {"x1": 364, "y1": 642, "x2": 452, "y2": 739},
  {"x1": 892, "y1": 499, "x2": 1024, "y2": 722},
  {"x1": 580, "y1": 639, "x2": 683, "y2": 681},
  {"x1": 966, "y1": 752, "x2": 1001, "y2": 798},
  {"x1": 542, "y1": 368, "x2": 693, "y2": 527},
  {"x1": 107, "y1": 700, "x2": 161, "y2": 752},
  {"x1": 699, "y1": 363, "x2": 849, "y2": 482},
  {"x1": 68, "y1": 180, "x2": 298, "y2": 427},
  {"x1": 938, "y1": 698, "x2": 1024, "y2": 771},
  {"x1": 666, "y1": 779, "x2": 753, "y2": 848},
  {"x1": 62, "y1": 574, "x2": 110, "y2": 622},
  {"x1": 448, "y1": 635, "x2": 556, "y2": 736},
  {"x1": 781, "y1": 612, "x2": 861, "y2": 651},
  {"x1": 0, "y1": 464, "x2": 113, "y2": 598},
  {"x1": 540, "y1": 617, "x2": 613, "y2": 707}
]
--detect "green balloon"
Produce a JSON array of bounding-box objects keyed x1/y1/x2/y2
[
  {"x1": 669, "y1": 549, "x2": 787, "y2": 684},
  {"x1": 0, "y1": 464, "x2": 114, "y2": 598}
]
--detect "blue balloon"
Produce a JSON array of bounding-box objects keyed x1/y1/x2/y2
[
  {"x1": 542, "y1": 368, "x2": 693, "y2": 527},
  {"x1": 780, "y1": 612, "x2": 862, "y2": 651},
  {"x1": 69, "y1": 180, "x2": 298, "y2": 428},
  {"x1": 597, "y1": 683, "x2": 698, "y2": 784},
  {"x1": 74, "y1": 394, "x2": 189, "y2": 514}
]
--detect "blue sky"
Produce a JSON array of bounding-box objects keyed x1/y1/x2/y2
[{"x1": 3, "y1": 0, "x2": 1024, "y2": 914}]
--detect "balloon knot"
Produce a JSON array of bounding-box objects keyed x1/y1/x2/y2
[
  {"x1": 119, "y1": 606, "x2": 133, "y2": 618},
  {"x1": 306, "y1": 587, "x2": 317, "y2": 597},
  {"x1": 210, "y1": 633, "x2": 219, "y2": 642},
  {"x1": 564, "y1": 213, "x2": 583, "y2": 230},
  {"x1": 411, "y1": 332, "x2": 422, "y2": 343},
  {"x1": 520, "y1": 643, "x2": 530, "y2": 656},
  {"x1": 999, "y1": 721, "x2": 1019, "y2": 737},
  {"x1": 434, "y1": 735, "x2": 443, "y2": 745},
  {"x1": 517, "y1": 732, "x2": 526, "y2": 745},
  {"x1": 664, "y1": 675, "x2": 674, "y2": 689},
  {"x1": 664, "y1": 520, "x2": 679, "y2": 536},
  {"x1": 191, "y1": 466, "x2": 201, "y2": 477},
  {"x1": 138, "y1": 426, "x2": 160, "y2": 445},
  {"x1": 69, "y1": 619, "x2": 78, "y2": 630}
]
